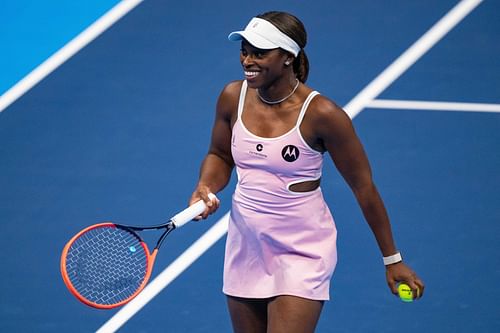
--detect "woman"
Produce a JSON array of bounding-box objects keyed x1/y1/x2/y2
[{"x1": 191, "y1": 11, "x2": 424, "y2": 333}]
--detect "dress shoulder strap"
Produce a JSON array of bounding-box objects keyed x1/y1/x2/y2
[
  {"x1": 296, "y1": 91, "x2": 320, "y2": 126},
  {"x1": 237, "y1": 80, "x2": 248, "y2": 119}
]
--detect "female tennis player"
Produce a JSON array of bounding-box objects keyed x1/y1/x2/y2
[{"x1": 190, "y1": 11, "x2": 425, "y2": 332}]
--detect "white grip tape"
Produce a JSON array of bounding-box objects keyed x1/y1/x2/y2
[{"x1": 171, "y1": 193, "x2": 216, "y2": 228}]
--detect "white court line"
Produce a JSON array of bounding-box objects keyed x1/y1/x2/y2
[
  {"x1": 96, "y1": 1, "x2": 483, "y2": 332},
  {"x1": 0, "y1": 0, "x2": 144, "y2": 113},
  {"x1": 343, "y1": 0, "x2": 483, "y2": 118},
  {"x1": 368, "y1": 99, "x2": 500, "y2": 113}
]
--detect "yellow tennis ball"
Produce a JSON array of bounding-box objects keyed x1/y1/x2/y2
[{"x1": 398, "y1": 283, "x2": 414, "y2": 302}]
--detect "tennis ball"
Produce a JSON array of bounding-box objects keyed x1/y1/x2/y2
[{"x1": 398, "y1": 283, "x2": 414, "y2": 302}]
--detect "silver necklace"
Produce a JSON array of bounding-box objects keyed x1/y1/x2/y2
[{"x1": 257, "y1": 79, "x2": 300, "y2": 105}]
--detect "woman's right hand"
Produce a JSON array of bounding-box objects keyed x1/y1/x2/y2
[{"x1": 190, "y1": 186, "x2": 220, "y2": 220}]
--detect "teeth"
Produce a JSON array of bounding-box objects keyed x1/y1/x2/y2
[{"x1": 245, "y1": 71, "x2": 258, "y2": 77}]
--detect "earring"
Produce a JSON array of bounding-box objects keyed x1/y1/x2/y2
[{"x1": 285, "y1": 61, "x2": 291, "y2": 66}]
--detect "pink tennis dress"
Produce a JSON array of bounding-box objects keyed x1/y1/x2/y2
[{"x1": 223, "y1": 80, "x2": 338, "y2": 301}]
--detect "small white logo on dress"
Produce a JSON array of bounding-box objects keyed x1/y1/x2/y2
[{"x1": 249, "y1": 143, "x2": 267, "y2": 158}]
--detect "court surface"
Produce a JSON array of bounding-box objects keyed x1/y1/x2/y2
[{"x1": 1, "y1": 0, "x2": 499, "y2": 332}]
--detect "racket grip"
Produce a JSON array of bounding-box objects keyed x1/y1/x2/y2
[{"x1": 171, "y1": 193, "x2": 217, "y2": 228}]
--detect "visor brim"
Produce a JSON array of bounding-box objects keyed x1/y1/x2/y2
[{"x1": 228, "y1": 31, "x2": 279, "y2": 50}]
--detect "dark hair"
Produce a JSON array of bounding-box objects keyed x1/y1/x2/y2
[{"x1": 257, "y1": 11, "x2": 309, "y2": 83}]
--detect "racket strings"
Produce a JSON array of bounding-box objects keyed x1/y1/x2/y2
[{"x1": 65, "y1": 225, "x2": 149, "y2": 305}]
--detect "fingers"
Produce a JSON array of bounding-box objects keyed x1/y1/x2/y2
[
  {"x1": 388, "y1": 279, "x2": 399, "y2": 295},
  {"x1": 199, "y1": 192, "x2": 220, "y2": 220},
  {"x1": 190, "y1": 189, "x2": 220, "y2": 221},
  {"x1": 386, "y1": 263, "x2": 425, "y2": 301},
  {"x1": 402, "y1": 271, "x2": 424, "y2": 300},
  {"x1": 409, "y1": 277, "x2": 425, "y2": 300},
  {"x1": 385, "y1": 272, "x2": 399, "y2": 295}
]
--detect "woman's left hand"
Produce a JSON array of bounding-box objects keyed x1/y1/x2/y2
[{"x1": 386, "y1": 262, "x2": 425, "y2": 300}]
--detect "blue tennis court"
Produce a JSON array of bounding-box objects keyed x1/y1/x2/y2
[{"x1": 1, "y1": 0, "x2": 499, "y2": 332}]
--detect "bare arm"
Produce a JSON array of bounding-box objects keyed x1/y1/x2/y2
[
  {"x1": 190, "y1": 81, "x2": 241, "y2": 218},
  {"x1": 310, "y1": 97, "x2": 424, "y2": 298}
]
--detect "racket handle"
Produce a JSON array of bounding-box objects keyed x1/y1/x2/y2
[{"x1": 171, "y1": 193, "x2": 217, "y2": 228}]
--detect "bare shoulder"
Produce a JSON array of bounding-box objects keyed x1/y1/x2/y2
[
  {"x1": 218, "y1": 80, "x2": 243, "y2": 107},
  {"x1": 216, "y1": 80, "x2": 243, "y2": 120},
  {"x1": 220, "y1": 80, "x2": 243, "y2": 97},
  {"x1": 307, "y1": 94, "x2": 353, "y2": 135}
]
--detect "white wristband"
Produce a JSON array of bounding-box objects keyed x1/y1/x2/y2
[{"x1": 383, "y1": 252, "x2": 402, "y2": 266}]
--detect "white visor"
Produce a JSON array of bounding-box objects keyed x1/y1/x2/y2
[{"x1": 228, "y1": 17, "x2": 301, "y2": 57}]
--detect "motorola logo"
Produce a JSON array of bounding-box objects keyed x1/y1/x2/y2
[{"x1": 281, "y1": 145, "x2": 299, "y2": 162}]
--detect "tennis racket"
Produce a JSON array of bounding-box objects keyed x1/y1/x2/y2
[{"x1": 60, "y1": 194, "x2": 216, "y2": 309}]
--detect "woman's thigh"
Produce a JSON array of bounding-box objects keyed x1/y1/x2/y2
[
  {"x1": 267, "y1": 295, "x2": 324, "y2": 333},
  {"x1": 227, "y1": 296, "x2": 268, "y2": 333}
]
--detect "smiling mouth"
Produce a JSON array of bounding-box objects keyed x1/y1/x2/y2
[{"x1": 244, "y1": 71, "x2": 259, "y2": 79}]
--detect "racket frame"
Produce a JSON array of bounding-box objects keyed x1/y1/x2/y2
[
  {"x1": 60, "y1": 221, "x2": 175, "y2": 309},
  {"x1": 61, "y1": 194, "x2": 214, "y2": 308}
]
